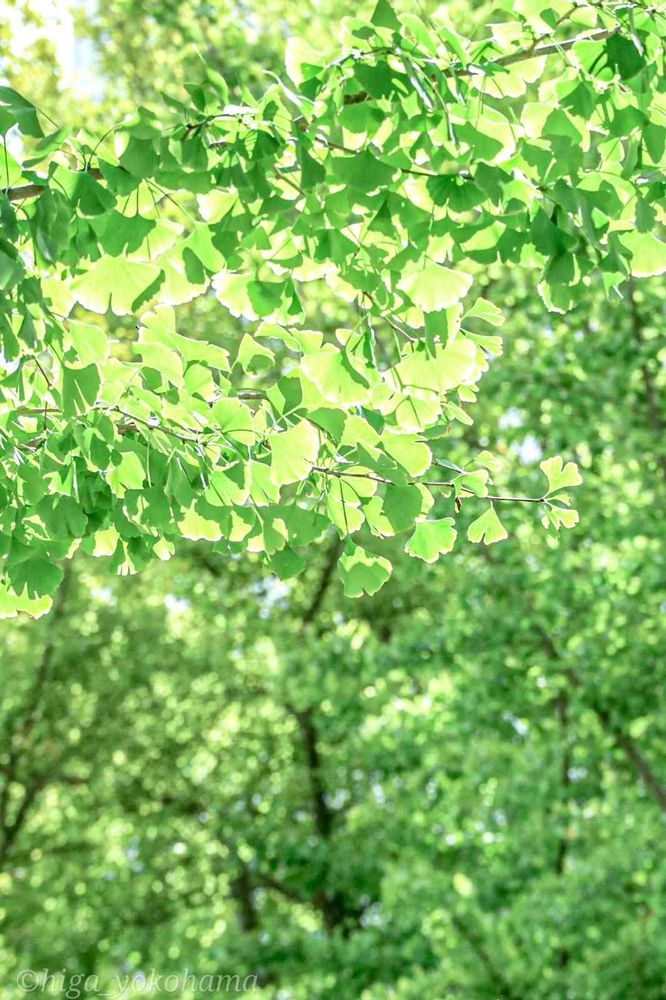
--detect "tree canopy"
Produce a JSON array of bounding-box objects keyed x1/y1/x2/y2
[
  {"x1": 1, "y1": 2, "x2": 666, "y2": 998},
  {"x1": 4, "y1": 0, "x2": 666, "y2": 615}
]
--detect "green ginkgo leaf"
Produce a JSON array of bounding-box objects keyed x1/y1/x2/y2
[
  {"x1": 406, "y1": 518, "x2": 457, "y2": 562},
  {"x1": 619, "y1": 232, "x2": 666, "y2": 278},
  {"x1": 0, "y1": 85, "x2": 43, "y2": 137},
  {"x1": 0, "y1": 582, "x2": 52, "y2": 620},
  {"x1": 542, "y1": 505, "x2": 580, "y2": 531},
  {"x1": 330, "y1": 151, "x2": 395, "y2": 193},
  {"x1": 339, "y1": 542, "x2": 392, "y2": 598},
  {"x1": 7, "y1": 558, "x2": 63, "y2": 598},
  {"x1": 540, "y1": 456, "x2": 583, "y2": 495},
  {"x1": 212, "y1": 398, "x2": 256, "y2": 445},
  {"x1": 178, "y1": 505, "x2": 224, "y2": 542},
  {"x1": 398, "y1": 264, "x2": 473, "y2": 312},
  {"x1": 236, "y1": 334, "x2": 274, "y2": 372},
  {"x1": 72, "y1": 257, "x2": 161, "y2": 315},
  {"x1": 381, "y1": 433, "x2": 431, "y2": 477},
  {"x1": 62, "y1": 364, "x2": 100, "y2": 417},
  {"x1": 467, "y1": 505, "x2": 508, "y2": 545},
  {"x1": 270, "y1": 421, "x2": 319, "y2": 487},
  {"x1": 266, "y1": 545, "x2": 306, "y2": 580},
  {"x1": 212, "y1": 272, "x2": 257, "y2": 319},
  {"x1": 108, "y1": 451, "x2": 145, "y2": 496},
  {"x1": 390, "y1": 339, "x2": 477, "y2": 393},
  {"x1": 382, "y1": 484, "x2": 424, "y2": 534},
  {"x1": 301, "y1": 350, "x2": 373, "y2": 406},
  {"x1": 68, "y1": 321, "x2": 107, "y2": 364}
]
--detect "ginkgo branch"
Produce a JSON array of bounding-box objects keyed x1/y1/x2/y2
[
  {"x1": 311, "y1": 464, "x2": 547, "y2": 504},
  {"x1": 3, "y1": 25, "x2": 622, "y2": 205}
]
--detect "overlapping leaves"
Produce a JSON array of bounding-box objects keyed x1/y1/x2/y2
[{"x1": 2, "y1": 0, "x2": 664, "y2": 613}]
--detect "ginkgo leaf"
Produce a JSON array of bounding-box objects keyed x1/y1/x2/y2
[
  {"x1": 382, "y1": 433, "x2": 431, "y2": 477},
  {"x1": 212, "y1": 398, "x2": 256, "y2": 446},
  {"x1": 266, "y1": 545, "x2": 306, "y2": 580},
  {"x1": 270, "y1": 421, "x2": 319, "y2": 486},
  {"x1": 139, "y1": 343, "x2": 183, "y2": 386},
  {"x1": 331, "y1": 151, "x2": 395, "y2": 193},
  {"x1": 464, "y1": 297, "x2": 504, "y2": 326},
  {"x1": 178, "y1": 505, "x2": 223, "y2": 541},
  {"x1": 68, "y1": 321, "x2": 107, "y2": 364},
  {"x1": 108, "y1": 451, "x2": 145, "y2": 496},
  {"x1": 72, "y1": 257, "x2": 161, "y2": 315},
  {"x1": 467, "y1": 505, "x2": 508, "y2": 545},
  {"x1": 398, "y1": 264, "x2": 473, "y2": 312},
  {"x1": 390, "y1": 339, "x2": 477, "y2": 394},
  {"x1": 326, "y1": 493, "x2": 364, "y2": 535},
  {"x1": 382, "y1": 484, "x2": 423, "y2": 534},
  {"x1": 338, "y1": 542, "x2": 392, "y2": 598},
  {"x1": 206, "y1": 465, "x2": 249, "y2": 506},
  {"x1": 405, "y1": 518, "x2": 457, "y2": 562},
  {"x1": 459, "y1": 470, "x2": 489, "y2": 497},
  {"x1": 62, "y1": 364, "x2": 100, "y2": 416},
  {"x1": 6, "y1": 557, "x2": 63, "y2": 598},
  {"x1": 212, "y1": 271, "x2": 258, "y2": 320},
  {"x1": 619, "y1": 231, "x2": 666, "y2": 277},
  {"x1": 285, "y1": 36, "x2": 322, "y2": 86},
  {"x1": 0, "y1": 583, "x2": 52, "y2": 619},
  {"x1": 301, "y1": 350, "x2": 373, "y2": 406},
  {"x1": 540, "y1": 456, "x2": 583, "y2": 495},
  {"x1": 184, "y1": 363, "x2": 216, "y2": 400},
  {"x1": 236, "y1": 334, "x2": 274, "y2": 371},
  {"x1": 542, "y1": 505, "x2": 580, "y2": 531}
]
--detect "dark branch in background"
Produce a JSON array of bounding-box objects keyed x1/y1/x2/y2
[
  {"x1": 589, "y1": 698, "x2": 666, "y2": 815},
  {"x1": 229, "y1": 861, "x2": 260, "y2": 933},
  {"x1": 554, "y1": 692, "x2": 571, "y2": 880},
  {"x1": 290, "y1": 535, "x2": 356, "y2": 932},
  {"x1": 254, "y1": 869, "x2": 310, "y2": 906},
  {"x1": 294, "y1": 705, "x2": 333, "y2": 841},
  {"x1": 537, "y1": 628, "x2": 666, "y2": 815},
  {"x1": 199, "y1": 534, "x2": 357, "y2": 935},
  {"x1": 0, "y1": 567, "x2": 71, "y2": 868},
  {"x1": 554, "y1": 689, "x2": 571, "y2": 971},
  {"x1": 450, "y1": 913, "x2": 523, "y2": 1000},
  {"x1": 627, "y1": 280, "x2": 666, "y2": 487},
  {"x1": 302, "y1": 535, "x2": 343, "y2": 626},
  {"x1": 474, "y1": 539, "x2": 666, "y2": 820}
]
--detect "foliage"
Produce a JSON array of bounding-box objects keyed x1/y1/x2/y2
[
  {"x1": 1, "y1": 3, "x2": 666, "y2": 998},
  {"x1": 8, "y1": 0, "x2": 666, "y2": 612}
]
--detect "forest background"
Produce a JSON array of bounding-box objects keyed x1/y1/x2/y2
[{"x1": 0, "y1": 1, "x2": 665, "y2": 998}]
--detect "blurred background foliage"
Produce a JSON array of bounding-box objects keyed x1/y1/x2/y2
[{"x1": 1, "y1": 1, "x2": 665, "y2": 998}]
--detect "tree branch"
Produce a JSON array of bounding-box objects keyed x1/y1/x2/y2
[
  {"x1": 294, "y1": 707, "x2": 334, "y2": 841},
  {"x1": 311, "y1": 465, "x2": 547, "y2": 504},
  {"x1": 254, "y1": 870, "x2": 310, "y2": 906},
  {"x1": 302, "y1": 535, "x2": 343, "y2": 626},
  {"x1": 5, "y1": 167, "x2": 104, "y2": 204},
  {"x1": 0, "y1": 568, "x2": 71, "y2": 867},
  {"x1": 554, "y1": 689, "x2": 571, "y2": 971},
  {"x1": 451, "y1": 912, "x2": 523, "y2": 1000},
  {"x1": 229, "y1": 860, "x2": 260, "y2": 932},
  {"x1": 627, "y1": 280, "x2": 666, "y2": 487},
  {"x1": 2, "y1": 26, "x2": 621, "y2": 205},
  {"x1": 538, "y1": 628, "x2": 666, "y2": 814},
  {"x1": 489, "y1": 27, "x2": 616, "y2": 71}
]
